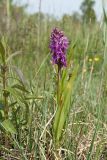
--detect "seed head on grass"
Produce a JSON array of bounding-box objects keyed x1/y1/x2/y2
[{"x1": 50, "y1": 28, "x2": 69, "y2": 69}]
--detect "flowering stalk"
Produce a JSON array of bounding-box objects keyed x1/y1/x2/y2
[
  {"x1": 50, "y1": 28, "x2": 69, "y2": 105},
  {"x1": 50, "y1": 28, "x2": 69, "y2": 148}
]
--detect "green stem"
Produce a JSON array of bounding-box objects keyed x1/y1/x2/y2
[
  {"x1": 2, "y1": 65, "x2": 8, "y2": 119},
  {"x1": 1, "y1": 63, "x2": 9, "y2": 147},
  {"x1": 6, "y1": 0, "x2": 11, "y2": 33},
  {"x1": 57, "y1": 65, "x2": 61, "y2": 106}
]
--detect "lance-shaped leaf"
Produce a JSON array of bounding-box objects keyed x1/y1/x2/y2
[
  {"x1": 1, "y1": 119, "x2": 16, "y2": 134},
  {"x1": 53, "y1": 66, "x2": 78, "y2": 144}
]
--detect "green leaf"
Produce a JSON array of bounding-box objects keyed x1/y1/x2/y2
[
  {"x1": 53, "y1": 65, "x2": 78, "y2": 143},
  {"x1": 103, "y1": 6, "x2": 107, "y2": 26},
  {"x1": 12, "y1": 66, "x2": 27, "y2": 85},
  {"x1": 6, "y1": 51, "x2": 22, "y2": 63},
  {"x1": 86, "y1": 122, "x2": 99, "y2": 160},
  {"x1": 67, "y1": 43, "x2": 76, "y2": 66},
  {"x1": 6, "y1": 87, "x2": 25, "y2": 106},
  {"x1": 12, "y1": 84, "x2": 29, "y2": 93},
  {"x1": 1, "y1": 119, "x2": 17, "y2": 134}
]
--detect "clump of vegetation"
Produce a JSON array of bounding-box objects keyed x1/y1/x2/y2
[{"x1": 0, "y1": 0, "x2": 107, "y2": 159}]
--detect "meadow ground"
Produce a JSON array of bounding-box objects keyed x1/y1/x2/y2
[{"x1": 0, "y1": 2, "x2": 107, "y2": 160}]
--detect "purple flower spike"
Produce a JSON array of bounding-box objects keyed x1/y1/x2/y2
[{"x1": 50, "y1": 28, "x2": 69, "y2": 68}]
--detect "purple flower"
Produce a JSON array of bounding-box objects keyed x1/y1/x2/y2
[{"x1": 50, "y1": 28, "x2": 69, "y2": 68}]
